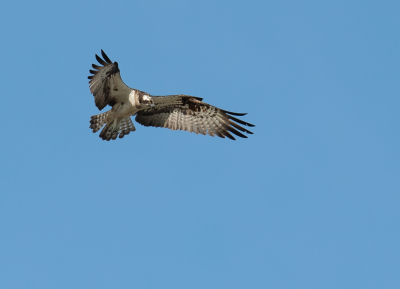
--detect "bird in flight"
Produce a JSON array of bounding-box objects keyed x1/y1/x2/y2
[{"x1": 88, "y1": 50, "x2": 255, "y2": 141}]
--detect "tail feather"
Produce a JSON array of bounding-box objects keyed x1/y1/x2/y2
[
  {"x1": 90, "y1": 111, "x2": 110, "y2": 133},
  {"x1": 93, "y1": 116, "x2": 136, "y2": 141},
  {"x1": 118, "y1": 117, "x2": 136, "y2": 139},
  {"x1": 99, "y1": 124, "x2": 119, "y2": 141}
]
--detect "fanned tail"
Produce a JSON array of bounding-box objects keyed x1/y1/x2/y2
[
  {"x1": 97, "y1": 117, "x2": 136, "y2": 141},
  {"x1": 90, "y1": 111, "x2": 110, "y2": 133}
]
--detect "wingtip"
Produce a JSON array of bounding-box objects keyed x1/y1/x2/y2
[
  {"x1": 101, "y1": 49, "x2": 113, "y2": 64},
  {"x1": 222, "y1": 110, "x2": 248, "y2": 116},
  {"x1": 95, "y1": 54, "x2": 106, "y2": 65}
]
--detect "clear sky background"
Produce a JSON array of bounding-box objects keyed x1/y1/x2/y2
[{"x1": 1, "y1": 1, "x2": 399, "y2": 288}]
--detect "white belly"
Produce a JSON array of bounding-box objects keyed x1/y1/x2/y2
[{"x1": 113, "y1": 102, "x2": 139, "y2": 118}]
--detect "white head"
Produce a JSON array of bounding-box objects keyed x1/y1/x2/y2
[{"x1": 139, "y1": 94, "x2": 155, "y2": 108}]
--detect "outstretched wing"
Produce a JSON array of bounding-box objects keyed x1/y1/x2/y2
[
  {"x1": 88, "y1": 50, "x2": 131, "y2": 110},
  {"x1": 135, "y1": 95, "x2": 254, "y2": 140}
]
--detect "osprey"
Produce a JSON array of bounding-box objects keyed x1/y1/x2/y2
[{"x1": 88, "y1": 50, "x2": 255, "y2": 141}]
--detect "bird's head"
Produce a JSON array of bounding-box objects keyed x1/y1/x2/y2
[{"x1": 140, "y1": 94, "x2": 155, "y2": 108}]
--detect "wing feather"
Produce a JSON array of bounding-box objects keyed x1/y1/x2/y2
[
  {"x1": 135, "y1": 95, "x2": 254, "y2": 140},
  {"x1": 221, "y1": 110, "x2": 247, "y2": 116},
  {"x1": 101, "y1": 49, "x2": 113, "y2": 64},
  {"x1": 95, "y1": 54, "x2": 108, "y2": 66},
  {"x1": 88, "y1": 50, "x2": 131, "y2": 110},
  {"x1": 209, "y1": 117, "x2": 226, "y2": 138},
  {"x1": 227, "y1": 115, "x2": 255, "y2": 127},
  {"x1": 229, "y1": 120, "x2": 254, "y2": 134}
]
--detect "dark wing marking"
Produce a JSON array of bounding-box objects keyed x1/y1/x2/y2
[
  {"x1": 88, "y1": 50, "x2": 130, "y2": 110},
  {"x1": 135, "y1": 95, "x2": 254, "y2": 140}
]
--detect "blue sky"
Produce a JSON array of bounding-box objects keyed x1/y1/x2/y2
[{"x1": 1, "y1": 0, "x2": 399, "y2": 288}]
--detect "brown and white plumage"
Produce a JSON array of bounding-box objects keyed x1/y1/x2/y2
[
  {"x1": 88, "y1": 50, "x2": 254, "y2": 141},
  {"x1": 136, "y1": 95, "x2": 254, "y2": 140},
  {"x1": 88, "y1": 51, "x2": 131, "y2": 110}
]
